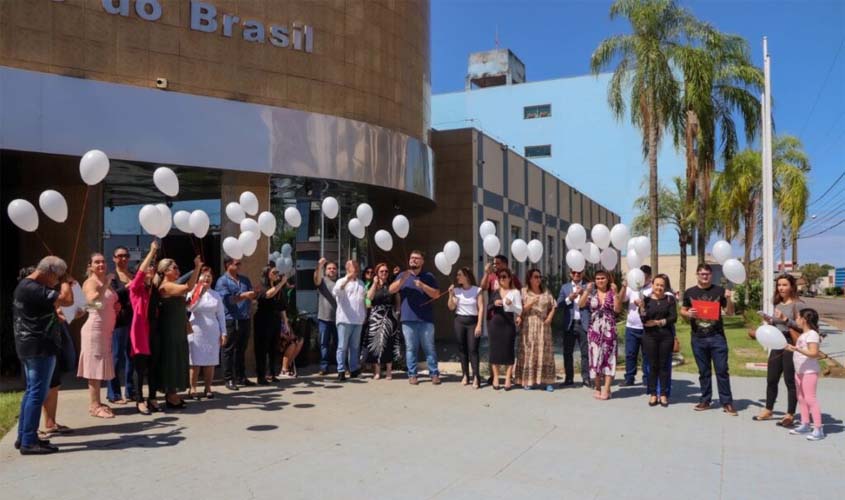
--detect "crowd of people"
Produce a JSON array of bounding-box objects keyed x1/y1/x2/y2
[{"x1": 12, "y1": 245, "x2": 829, "y2": 455}]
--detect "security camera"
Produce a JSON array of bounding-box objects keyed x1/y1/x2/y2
[{"x1": 155, "y1": 77, "x2": 168, "y2": 89}]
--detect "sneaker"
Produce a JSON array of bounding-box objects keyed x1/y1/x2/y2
[
  {"x1": 337, "y1": 372, "x2": 346, "y2": 382},
  {"x1": 789, "y1": 423, "x2": 812, "y2": 435},
  {"x1": 545, "y1": 385, "x2": 555, "y2": 392},
  {"x1": 806, "y1": 428, "x2": 825, "y2": 441}
]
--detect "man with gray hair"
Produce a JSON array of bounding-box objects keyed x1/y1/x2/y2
[{"x1": 14, "y1": 256, "x2": 74, "y2": 455}]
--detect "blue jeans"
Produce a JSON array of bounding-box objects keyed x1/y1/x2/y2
[
  {"x1": 691, "y1": 334, "x2": 733, "y2": 405},
  {"x1": 18, "y1": 355, "x2": 56, "y2": 447},
  {"x1": 318, "y1": 320, "x2": 338, "y2": 372},
  {"x1": 107, "y1": 326, "x2": 134, "y2": 401},
  {"x1": 402, "y1": 321, "x2": 438, "y2": 377},
  {"x1": 336, "y1": 323, "x2": 362, "y2": 373},
  {"x1": 625, "y1": 327, "x2": 649, "y2": 383}
]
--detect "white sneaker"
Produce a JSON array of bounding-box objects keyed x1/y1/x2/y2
[
  {"x1": 789, "y1": 423, "x2": 812, "y2": 435},
  {"x1": 806, "y1": 428, "x2": 825, "y2": 441}
]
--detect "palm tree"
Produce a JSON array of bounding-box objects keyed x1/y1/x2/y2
[
  {"x1": 711, "y1": 135, "x2": 809, "y2": 271},
  {"x1": 676, "y1": 26, "x2": 763, "y2": 263},
  {"x1": 590, "y1": 0, "x2": 691, "y2": 275},
  {"x1": 632, "y1": 176, "x2": 695, "y2": 300}
]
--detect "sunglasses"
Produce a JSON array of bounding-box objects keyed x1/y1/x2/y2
[{"x1": 114, "y1": 254, "x2": 130, "y2": 259}]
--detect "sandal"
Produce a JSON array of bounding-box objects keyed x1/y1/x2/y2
[
  {"x1": 136, "y1": 402, "x2": 151, "y2": 415},
  {"x1": 205, "y1": 391, "x2": 214, "y2": 399},
  {"x1": 752, "y1": 410, "x2": 774, "y2": 421},
  {"x1": 90, "y1": 405, "x2": 114, "y2": 419},
  {"x1": 147, "y1": 399, "x2": 162, "y2": 413},
  {"x1": 776, "y1": 415, "x2": 795, "y2": 428},
  {"x1": 43, "y1": 424, "x2": 73, "y2": 435}
]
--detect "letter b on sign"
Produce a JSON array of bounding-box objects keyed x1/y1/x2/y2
[{"x1": 190, "y1": 0, "x2": 217, "y2": 32}]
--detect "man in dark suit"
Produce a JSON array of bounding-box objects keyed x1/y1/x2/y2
[{"x1": 557, "y1": 269, "x2": 591, "y2": 387}]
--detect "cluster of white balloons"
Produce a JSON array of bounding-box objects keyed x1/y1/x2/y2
[
  {"x1": 564, "y1": 223, "x2": 628, "y2": 275},
  {"x1": 269, "y1": 243, "x2": 295, "y2": 276},
  {"x1": 711, "y1": 240, "x2": 746, "y2": 285},
  {"x1": 6, "y1": 150, "x2": 109, "y2": 233},
  {"x1": 221, "y1": 191, "x2": 289, "y2": 259},
  {"x1": 347, "y1": 203, "x2": 373, "y2": 240},
  {"x1": 479, "y1": 221, "x2": 500, "y2": 257},
  {"x1": 434, "y1": 241, "x2": 461, "y2": 275},
  {"x1": 510, "y1": 239, "x2": 544, "y2": 264}
]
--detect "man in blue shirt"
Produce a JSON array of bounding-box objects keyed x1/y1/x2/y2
[
  {"x1": 215, "y1": 257, "x2": 257, "y2": 390},
  {"x1": 389, "y1": 250, "x2": 441, "y2": 385}
]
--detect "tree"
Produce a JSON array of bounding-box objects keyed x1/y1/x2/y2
[
  {"x1": 711, "y1": 135, "x2": 810, "y2": 271},
  {"x1": 800, "y1": 262, "x2": 834, "y2": 287},
  {"x1": 632, "y1": 176, "x2": 695, "y2": 300},
  {"x1": 590, "y1": 0, "x2": 691, "y2": 275},
  {"x1": 676, "y1": 25, "x2": 763, "y2": 264}
]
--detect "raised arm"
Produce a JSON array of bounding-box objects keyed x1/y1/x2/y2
[
  {"x1": 577, "y1": 283, "x2": 592, "y2": 309},
  {"x1": 313, "y1": 257, "x2": 326, "y2": 286},
  {"x1": 612, "y1": 284, "x2": 622, "y2": 314},
  {"x1": 388, "y1": 271, "x2": 411, "y2": 295},
  {"x1": 138, "y1": 240, "x2": 159, "y2": 274},
  {"x1": 55, "y1": 279, "x2": 74, "y2": 307},
  {"x1": 160, "y1": 256, "x2": 203, "y2": 297},
  {"x1": 83, "y1": 275, "x2": 110, "y2": 303}
]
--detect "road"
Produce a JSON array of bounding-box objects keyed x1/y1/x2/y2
[{"x1": 803, "y1": 297, "x2": 845, "y2": 331}]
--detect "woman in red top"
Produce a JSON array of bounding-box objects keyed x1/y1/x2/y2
[{"x1": 128, "y1": 241, "x2": 158, "y2": 414}]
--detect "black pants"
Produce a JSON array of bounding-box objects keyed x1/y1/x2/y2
[
  {"x1": 766, "y1": 348, "x2": 797, "y2": 414},
  {"x1": 222, "y1": 319, "x2": 251, "y2": 382},
  {"x1": 132, "y1": 354, "x2": 151, "y2": 403},
  {"x1": 454, "y1": 315, "x2": 480, "y2": 379},
  {"x1": 642, "y1": 330, "x2": 674, "y2": 396},
  {"x1": 254, "y1": 324, "x2": 280, "y2": 380},
  {"x1": 563, "y1": 324, "x2": 589, "y2": 383}
]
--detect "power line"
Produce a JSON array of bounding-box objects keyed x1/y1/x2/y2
[
  {"x1": 804, "y1": 199, "x2": 845, "y2": 231},
  {"x1": 809, "y1": 168, "x2": 845, "y2": 206},
  {"x1": 799, "y1": 219, "x2": 845, "y2": 239},
  {"x1": 807, "y1": 183, "x2": 845, "y2": 216},
  {"x1": 798, "y1": 37, "x2": 845, "y2": 137}
]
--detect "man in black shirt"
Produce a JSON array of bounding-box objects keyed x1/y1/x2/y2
[
  {"x1": 14, "y1": 256, "x2": 74, "y2": 455},
  {"x1": 681, "y1": 263, "x2": 737, "y2": 415},
  {"x1": 108, "y1": 246, "x2": 135, "y2": 403}
]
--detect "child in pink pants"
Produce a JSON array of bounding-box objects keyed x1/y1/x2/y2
[{"x1": 786, "y1": 308, "x2": 824, "y2": 441}]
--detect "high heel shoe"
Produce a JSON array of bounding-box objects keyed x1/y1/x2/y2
[{"x1": 165, "y1": 398, "x2": 186, "y2": 409}]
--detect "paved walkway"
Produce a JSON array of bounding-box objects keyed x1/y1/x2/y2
[{"x1": 2, "y1": 369, "x2": 843, "y2": 500}]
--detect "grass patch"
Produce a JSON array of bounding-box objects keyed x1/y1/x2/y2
[
  {"x1": 0, "y1": 391, "x2": 23, "y2": 439},
  {"x1": 674, "y1": 316, "x2": 769, "y2": 378}
]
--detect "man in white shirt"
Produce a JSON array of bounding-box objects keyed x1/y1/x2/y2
[
  {"x1": 620, "y1": 265, "x2": 652, "y2": 386},
  {"x1": 331, "y1": 260, "x2": 367, "y2": 382}
]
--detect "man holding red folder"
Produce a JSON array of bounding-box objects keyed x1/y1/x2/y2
[{"x1": 681, "y1": 263, "x2": 736, "y2": 416}]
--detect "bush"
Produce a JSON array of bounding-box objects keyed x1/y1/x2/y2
[
  {"x1": 743, "y1": 309, "x2": 762, "y2": 328},
  {"x1": 824, "y1": 287, "x2": 843, "y2": 296},
  {"x1": 734, "y1": 279, "x2": 762, "y2": 312}
]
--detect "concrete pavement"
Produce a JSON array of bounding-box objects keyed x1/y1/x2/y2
[{"x1": 1, "y1": 369, "x2": 843, "y2": 500}]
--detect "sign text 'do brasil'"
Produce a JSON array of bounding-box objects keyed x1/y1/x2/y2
[{"x1": 80, "y1": 0, "x2": 314, "y2": 53}]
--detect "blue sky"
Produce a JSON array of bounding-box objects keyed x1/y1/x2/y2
[{"x1": 431, "y1": 0, "x2": 845, "y2": 267}]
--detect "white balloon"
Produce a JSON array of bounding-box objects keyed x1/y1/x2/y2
[
  {"x1": 600, "y1": 248, "x2": 618, "y2": 270},
  {"x1": 284, "y1": 207, "x2": 302, "y2": 228},
  {"x1": 627, "y1": 268, "x2": 646, "y2": 291},
  {"x1": 527, "y1": 239, "x2": 544, "y2": 263},
  {"x1": 712, "y1": 240, "x2": 733, "y2": 265},
  {"x1": 239, "y1": 191, "x2": 259, "y2": 216},
  {"x1": 79, "y1": 149, "x2": 109, "y2": 185},
  {"x1": 7, "y1": 199, "x2": 39, "y2": 232},
  {"x1": 222, "y1": 236, "x2": 243, "y2": 259},
  {"x1": 281, "y1": 243, "x2": 293, "y2": 256},
  {"x1": 565, "y1": 233, "x2": 578, "y2": 250},
  {"x1": 482, "y1": 234, "x2": 500, "y2": 257},
  {"x1": 270, "y1": 251, "x2": 281, "y2": 262},
  {"x1": 565, "y1": 249, "x2": 586, "y2": 272},
  {"x1": 591, "y1": 224, "x2": 611, "y2": 250},
  {"x1": 392, "y1": 215, "x2": 410, "y2": 239},
  {"x1": 38, "y1": 190, "x2": 68, "y2": 223},
  {"x1": 240, "y1": 218, "x2": 260, "y2": 235},
  {"x1": 434, "y1": 251, "x2": 452, "y2": 276},
  {"x1": 723, "y1": 258, "x2": 746, "y2": 284},
  {"x1": 511, "y1": 239, "x2": 529, "y2": 263},
  {"x1": 479, "y1": 220, "x2": 496, "y2": 239},
  {"x1": 356, "y1": 203, "x2": 374, "y2": 227},
  {"x1": 348, "y1": 218, "x2": 365, "y2": 239},
  {"x1": 322, "y1": 197, "x2": 339, "y2": 219},
  {"x1": 567, "y1": 224, "x2": 587, "y2": 249},
  {"x1": 444, "y1": 241, "x2": 460, "y2": 265},
  {"x1": 626, "y1": 248, "x2": 642, "y2": 269},
  {"x1": 173, "y1": 210, "x2": 192, "y2": 233},
  {"x1": 138, "y1": 204, "x2": 162, "y2": 236},
  {"x1": 610, "y1": 223, "x2": 630, "y2": 250},
  {"x1": 189, "y1": 210, "x2": 210, "y2": 238},
  {"x1": 633, "y1": 236, "x2": 651, "y2": 258},
  {"x1": 275, "y1": 256, "x2": 288, "y2": 273},
  {"x1": 257, "y1": 211, "x2": 277, "y2": 237},
  {"x1": 755, "y1": 324, "x2": 787, "y2": 350},
  {"x1": 154, "y1": 203, "x2": 172, "y2": 238},
  {"x1": 585, "y1": 242, "x2": 601, "y2": 264},
  {"x1": 239, "y1": 231, "x2": 258, "y2": 257},
  {"x1": 153, "y1": 167, "x2": 179, "y2": 197},
  {"x1": 374, "y1": 230, "x2": 393, "y2": 251},
  {"x1": 282, "y1": 256, "x2": 294, "y2": 276},
  {"x1": 225, "y1": 202, "x2": 246, "y2": 224}
]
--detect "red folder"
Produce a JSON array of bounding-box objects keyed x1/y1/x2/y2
[
  {"x1": 189, "y1": 284, "x2": 204, "y2": 309},
  {"x1": 691, "y1": 300, "x2": 720, "y2": 321}
]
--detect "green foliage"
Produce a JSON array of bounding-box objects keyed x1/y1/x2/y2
[
  {"x1": 825, "y1": 287, "x2": 843, "y2": 296},
  {"x1": 0, "y1": 391, "x2": 23, "y2": 439},
  {"x1": 800, "y1": 262, "x2": 834, "y2": 285}
]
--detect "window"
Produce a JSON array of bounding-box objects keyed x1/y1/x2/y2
[
  {"x1": 523, "y1": 104, "x2": 551, "y2": 119},
  {"x1": 511, "y1": 225, "x2": 522, "y2": 276},
  {"x1": 525, "y1": 145, "x2": 551, "y2": 158},
  {"x1": 547, "y1": 234, "x2": 555, "y2": 272}
]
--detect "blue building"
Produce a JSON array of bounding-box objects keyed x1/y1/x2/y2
[
  {"x1": 835, "y1": 268, "x2": 845, "y2": 288},
  {"x1": 432, "y1": 49, "x2": 688, "y2": 252}
]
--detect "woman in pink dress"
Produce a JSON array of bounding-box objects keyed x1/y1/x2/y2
[
  {"x1": 128, "y1": 240, "x2": 158, "y2": 414},
  {"x1": 77, "y1": 253, "x2": 120, "y2": 418}
]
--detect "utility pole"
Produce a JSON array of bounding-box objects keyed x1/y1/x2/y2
[{"x1": 761, "y1": 37, "x2": 775, "y2": 315}]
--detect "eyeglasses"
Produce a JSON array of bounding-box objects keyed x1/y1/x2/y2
[
  {"x1": 698, "y1": 272, "x2": 711, "y2": 277},
  {"x1": 114, "y1": 254, "x2": 130, "y2": 259},
  {"x1": 377, "y1": 269, "x2": 388, "y2": 274}
]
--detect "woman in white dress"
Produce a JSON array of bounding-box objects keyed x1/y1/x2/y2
[{"x1": 187, "y1": 268, "x2": 226, "y2": 399}]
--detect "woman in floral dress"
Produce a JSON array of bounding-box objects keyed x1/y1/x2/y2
[
  {"x1": 578, "y1": 270, "x2": 622, "y2": 400},
  {"x1": 515, "y1": 269, "x2": 557, "y2": 391}
]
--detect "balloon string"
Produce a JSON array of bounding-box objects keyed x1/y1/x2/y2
[
  {"x1": 35, "y1": 231, "x2": 53, "y2": 255},
  {"x1": 70, "y1": 186, "x2": 91, "y2": 271},
  {"x1": 421, "y1": 289, "x2": 448, "y2": 306}
]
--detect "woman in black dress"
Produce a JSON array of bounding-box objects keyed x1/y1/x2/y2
[
  {"x1": 487, "y1": 268, "x2": 522, "y2": 390},
  {"x1": 639, "y1": 274, "x2": 678, "y2": 407},
  {"x1": 363, "y1": 263, "x2": 403, "y2": 379},
  {"x1": 254, "y1": 266, "x2": 289, "y2": 383}
]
